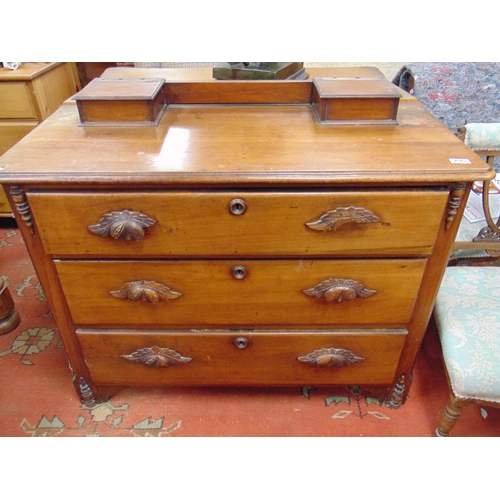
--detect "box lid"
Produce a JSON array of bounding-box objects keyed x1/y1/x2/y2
[
  {"x1": 313, "y1": 76, "x2": 401, "y2": 99},
  {"x1": 74, "y1": 78, "x2": 165, "y2": 101}
]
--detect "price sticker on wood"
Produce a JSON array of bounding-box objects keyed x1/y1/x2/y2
[{"x1": 449, "y1": 158, "x2": 472, "y2": 164}]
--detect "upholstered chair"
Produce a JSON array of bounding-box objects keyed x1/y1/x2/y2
[{"x1": 433, "y1": 266, "x2": 500, "y2": 436}]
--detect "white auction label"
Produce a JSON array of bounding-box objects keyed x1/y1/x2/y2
[{"x1": 449, "y1": 158, "x2": 472, "y2": 164}]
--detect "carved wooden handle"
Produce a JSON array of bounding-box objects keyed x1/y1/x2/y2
[
  {"x1": 298, "y1": 347, "x2": 365, "y2": 367},
  {"x1": 302, "y1": 278, "x2": 376, "y2": 302},
  {"x1": 306, "y1": 206, "x2": 380, "y2": 232},
  {"x1": 109, "y1": 280, "x2": 182, "y2": 303},
  {"x1": 88, "y1": 209, "x2": 156, "y2": 241},
  {"x1": 121, "y1": 346, "x2": 192, "y2": 368}
]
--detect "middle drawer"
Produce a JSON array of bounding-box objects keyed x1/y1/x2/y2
[{"x1": 55, "y1": 258, "x2": 425, "y2": 328}]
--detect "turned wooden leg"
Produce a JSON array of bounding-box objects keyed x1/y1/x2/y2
[
  {"x1": 71, "y1": 372, "x2": 107, "y2": 406},
  {"x1": 386, "y1": 374, "x2": 407, "y2": 408},
  {"x1": 0, "y1": 277, "x2": 20, "y2": 335},
  {"x1": 435, "y1": 393, "x2": 471, "y2": 437}
]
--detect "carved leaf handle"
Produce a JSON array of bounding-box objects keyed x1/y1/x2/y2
[
  {"x1": 298, "y1": 347, "x2": 365, "y2": 368},
  {"x1": 121, "y1": 346, "x2": 192, "y2": 368},
  {"x1": 109, "y1": 280, "x2": 182, "y2": 303},
  {"x1": 303, "y1": 278, "x2": 376, "y2": 302},
  {"x1": 88, "y1": 209, "x2": 156, "y2": 241},
  {"x1": 306, "y1": 206, "x2": 380, "y2": 232}
]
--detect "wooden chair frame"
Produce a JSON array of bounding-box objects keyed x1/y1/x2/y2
[
  {"x1": 450, "y1": 137, "x2": 500, "y2": 261},
  {"x1": 435, "y1": 370, "x2": 500, "y2": 436}
]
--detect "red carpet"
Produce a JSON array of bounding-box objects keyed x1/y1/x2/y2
[{"x1": 1, "y1": 225, "x2": 500, "y2": 437}]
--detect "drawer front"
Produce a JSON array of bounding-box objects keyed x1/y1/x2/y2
[
  {"x1": 78, "y1": 329, "x2": 407, "y2": 386},
  {"x1": 0, "y1": 186, "x2": 12, "y2": 214},
  {"x1": 56, "y1": 258, "x2": 425, "y2": 328},
  {"x1": 0, "y1": 121, "x2": 38, "y2": 155},
  {"x1": 29, "y1": 189, "x2": 448, "y2": 257},
  {"x1": 0, "y1": 83, "x2": 37, "y2": 119}
]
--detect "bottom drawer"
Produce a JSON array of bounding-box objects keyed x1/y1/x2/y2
[{"x1": 78, "y1": 329, "x2": 407, "y2": 387}]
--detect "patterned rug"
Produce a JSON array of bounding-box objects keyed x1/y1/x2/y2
[
  {"x1": 1, "y1": 226, "x2": 500, "y2": 437},
  {"x1": 392, "y1": 62, "x2": 500, "y2": 131},
  {"x1": 393, "y1": 63, "x2": 500, "y2": 171}
]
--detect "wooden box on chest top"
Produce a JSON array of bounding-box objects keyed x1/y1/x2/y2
[
  {"x1": 74, "y1": 78, "x2": 166, "y2": 126},
  {"x1": 312, "y1": 76, "x2": 401, "y2": 125}
]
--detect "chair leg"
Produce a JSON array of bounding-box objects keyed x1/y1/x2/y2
[{"x1": 435, "y1": 393, "x2": 471, "y2": 437}]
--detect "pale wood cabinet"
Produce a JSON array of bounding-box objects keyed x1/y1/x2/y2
[
  {"x1": 0, "y1": 69, "x2": 494, "y2": 408},
  {"x1": 0, "y1": 62, "x2": 81, "y2": 216}
]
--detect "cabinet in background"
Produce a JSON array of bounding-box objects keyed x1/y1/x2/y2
[{"x1": 0, "y1": 62, "x2": 81, "y2": 217}]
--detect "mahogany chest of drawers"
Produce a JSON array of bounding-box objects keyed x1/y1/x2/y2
[{"x1": 0, "y1": 72, "x2": 493, "y2": 407}]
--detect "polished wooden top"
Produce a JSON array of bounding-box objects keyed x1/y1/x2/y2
[{"x1": 0, "y1": 70, "x2": 494, "y2": 188}]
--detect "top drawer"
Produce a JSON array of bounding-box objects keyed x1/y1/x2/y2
[
  {"x1": 28, "y1": 189, "x2": 448, "y2": 257},
  {"x1": 0, "y1": 83, "x2": 37, "y2": 119}
]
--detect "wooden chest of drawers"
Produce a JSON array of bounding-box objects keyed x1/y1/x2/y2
[
  {"x1": 0, "y1": 72, "x2": 494, "y2": 407},
  {"x1": 0, "y1": 62, "x2": 81, "y2": 216}
]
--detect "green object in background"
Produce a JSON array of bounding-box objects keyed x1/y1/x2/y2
[{"x1": 213, "y1": 62, "x2": 307, "y2": 80}]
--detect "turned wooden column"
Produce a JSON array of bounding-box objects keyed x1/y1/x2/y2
[{"x1": 0, "y1": 277, "x2": 20, "y2": 335}]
